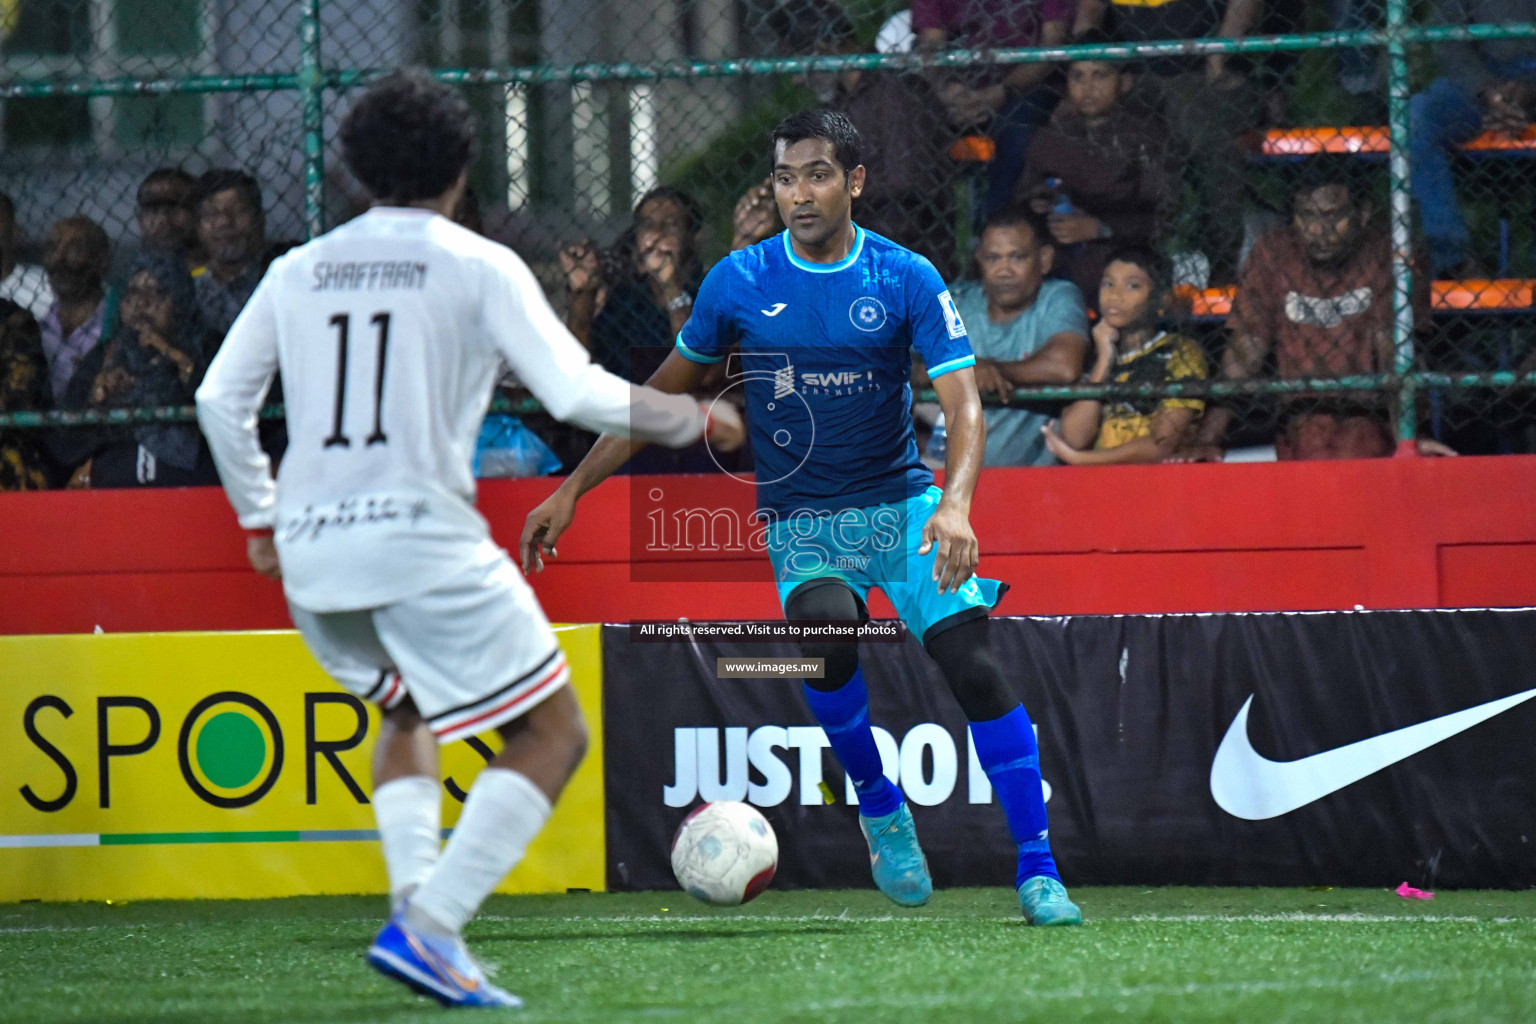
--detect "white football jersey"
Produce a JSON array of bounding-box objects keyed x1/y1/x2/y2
[{"x1": 197, "y1": 207, "x2": 705, "y2": 612}]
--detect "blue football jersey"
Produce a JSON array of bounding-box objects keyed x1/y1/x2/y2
[{"x1": 677, "y1": 226, "x2": 974, "y2": 516}]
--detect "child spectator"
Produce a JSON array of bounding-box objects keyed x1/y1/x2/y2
[
  {"x1": 1018, "y1": 35, "x2": 1180, "y2": 305},
  {"x1": 78, "y1": 251, "x2": 218, "y2": 488},
  {"x1": 1077, "y1": 0, "x2": 1263, "y2": 284},
  {"x1": 1043, "y1": 245, "x2": 1208, "y2": 464}
]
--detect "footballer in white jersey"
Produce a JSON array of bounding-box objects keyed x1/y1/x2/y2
[
  {"x1": 196, "y1": 69, "x2": 743, "y2": 1010},
  {"x1": 198, "y1": 197, "x2": 716, "y2": 614}
]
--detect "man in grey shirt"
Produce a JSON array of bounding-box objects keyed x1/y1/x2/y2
[
  {"x1": 193, "y1": 169, "x2": 268, "y2": 350},
  {"x1": 923, "y1": 205, "x2": 1089, "y2": 466}
]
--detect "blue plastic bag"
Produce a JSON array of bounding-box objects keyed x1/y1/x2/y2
[{"x1": 473, "y1": 414, "x2": 562, "y2": 478}]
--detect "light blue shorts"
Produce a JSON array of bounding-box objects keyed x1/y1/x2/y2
[{"x1": 766, "y1": 486, "x2": 1007, "y2": 644}]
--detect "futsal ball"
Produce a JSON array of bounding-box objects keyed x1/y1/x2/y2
[{"x1": 670, "y1": 801, "x2": 779, "y2": 906}]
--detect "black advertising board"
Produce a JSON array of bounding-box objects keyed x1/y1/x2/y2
[{"x1": 603, "y1": 610, "x2": 1536, "y2": 891}]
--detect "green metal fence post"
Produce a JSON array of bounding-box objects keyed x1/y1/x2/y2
[
  {"x1": 300, "y1": 0, "x2": 325, "y2": 241},
  {"x1": 1386, "y1": 0, "x2": 1417, "y2": 448}
]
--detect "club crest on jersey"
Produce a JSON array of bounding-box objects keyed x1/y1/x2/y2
[
  {"x1": 848, "y1": 296, "x2": 888, "y2": 333},
  {"x1": 938, "y1": 290, "x2": 967, "y2": 339}
]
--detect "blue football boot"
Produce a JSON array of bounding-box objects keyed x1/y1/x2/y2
[
  {"x1": 858, "y1": 802, "x2": 933, "y2": 907},
  {"x1": 1017, "y1": 875, "x2": 1082, "y2": 926},
  {"x1": 367, "y1": 912, "x2": 523, "y2": 1009}
]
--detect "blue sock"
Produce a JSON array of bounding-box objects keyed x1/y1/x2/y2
[
  {"x1": 801, "y1": 667, "x2": 902, "y2": 819},
  {"x1": 970, "y1": 704, "x2": 1060, "y2": 887}
]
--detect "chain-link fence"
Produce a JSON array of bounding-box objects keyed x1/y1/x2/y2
[{"x1": 0, "y1": 0, "x2": 1534, "y2": 486}]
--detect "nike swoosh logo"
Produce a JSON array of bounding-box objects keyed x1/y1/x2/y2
[
  {"x1": 760, "y1": 303, "x2": 787, "y2": 316},
  {"x1": 1210, "y1": 687, "x2": 1536, "y2": 820}
]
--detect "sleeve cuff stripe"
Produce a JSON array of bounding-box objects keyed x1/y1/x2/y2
[
  {"x1": 927, "y1": 355, "x2": 976, "y2": 380},
  {"x1": 676, "y1": 335, "x2": 724, "y2": 364}
]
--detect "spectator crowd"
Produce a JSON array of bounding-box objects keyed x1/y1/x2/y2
[
  {"x1": 4, "y1": 0, "x2": 1532, "y2": 489},
  {"x1": 0, "y1": 168, "x2": 283, "y2": 490}
]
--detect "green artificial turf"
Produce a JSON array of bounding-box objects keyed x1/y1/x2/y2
[{"x1": 4, "y1": 887, "x2": 1535, "y2": 1023}]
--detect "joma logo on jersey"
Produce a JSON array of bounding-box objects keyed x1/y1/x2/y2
[{"x1": 801, "y1": 371, "x2": 873, "y2": 387}]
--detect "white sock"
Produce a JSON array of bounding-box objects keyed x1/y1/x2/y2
[
  {"x1": 408, "y1": 768, "x2": 551, "y2": 935},
  {"x1": 372, "y1": 775, "x2": 442, "y2": 903}
]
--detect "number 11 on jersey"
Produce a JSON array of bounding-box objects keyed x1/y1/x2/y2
[{"x1": 324, "y1": 311, "x2": 391, "y2": 449}]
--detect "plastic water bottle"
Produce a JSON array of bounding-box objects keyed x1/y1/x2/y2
[
  {"x1": 1046, "y1": 177, "x2": 1074, "y2": 217},
  {"x1": 927, "y1": 415, "x2": 947, "y2": 462}
]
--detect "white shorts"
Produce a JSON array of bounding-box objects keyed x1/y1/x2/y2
[{"x1": 288, "y1": 550, "x2": 569, "y2": 745}]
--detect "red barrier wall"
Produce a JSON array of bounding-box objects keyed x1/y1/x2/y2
[{"x1": 2, "y1": 455, "x2": 1534, "y2": 635}]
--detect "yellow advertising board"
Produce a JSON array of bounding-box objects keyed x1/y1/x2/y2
[{"x1": 0, "y1": 626, "x2": 605, "y2": 902}]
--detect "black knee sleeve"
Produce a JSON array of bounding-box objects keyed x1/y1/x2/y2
[
  {"x1": 784, "y1": 579, "x2": 866, "y2": 691},
  {"x1": 925, "y1": 616, "x2": 1019, "y2": 722}
]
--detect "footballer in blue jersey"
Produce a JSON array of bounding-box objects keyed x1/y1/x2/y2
[
  {"x1": 674, "y1": 221, "x2": 971, "y2": 520},
  {"x1": 523, "y1": 109, "x2": 1080, "y2": 926}
]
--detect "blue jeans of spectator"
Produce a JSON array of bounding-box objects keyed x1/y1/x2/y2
[
  {"x1": 1409, "y1": 77, "x2": 1484, "y2": 274},
  {"x1": 1412, "y1": 60, "x2": 1536, "y2": 273},
  {"x1": 983, "y1": 83, "x2": 1061, "y2": 221}
]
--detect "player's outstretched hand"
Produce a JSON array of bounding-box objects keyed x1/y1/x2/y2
[
  {"x1": 918, "y1": 500, "x2": 979, "y2": 594},
  {"x1": 703, "y1": 401, "x2": 746, "y2": 452},
  {"x1": 247, "y1": 533, "x2": 282, "y2": 580},
  {"x1": 520, "y1": 488, "x2": 576, "y2": 575}
]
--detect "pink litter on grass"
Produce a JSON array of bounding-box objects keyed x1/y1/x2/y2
[{"x1": 1396, "y1": 882, "x2": 1435, "y2": 900}]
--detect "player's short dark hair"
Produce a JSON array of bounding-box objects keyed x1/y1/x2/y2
[
  {"x1": 196, "y1": 169, "x2": 263, "y2": 217},
  {"x1": 979, "y1": 203, "x2": 1050, "y2": 248},
  {"x1": 139, "y1": 167, "x2": 195, "y2": 205},
  {"x1": 453, "y1": 185, "x2": 483, "y2": 233},
  {"x1": 1103, "y1": 243, "x2": 1171, "y2": 294},
  {"x1": 771, "y1": 108, "x2": 862, "y2": 176},
  {"x1": 341, "y1": 68, "x2": 479, "y2": 202}
]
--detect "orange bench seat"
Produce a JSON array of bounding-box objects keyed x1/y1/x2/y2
[
  {"x1": 1261, "y1": 126, "x2": 1536, "y2": 157},
  {"x1": 1176, "y1": 279, "x2": 1535, "y2": 318}
]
